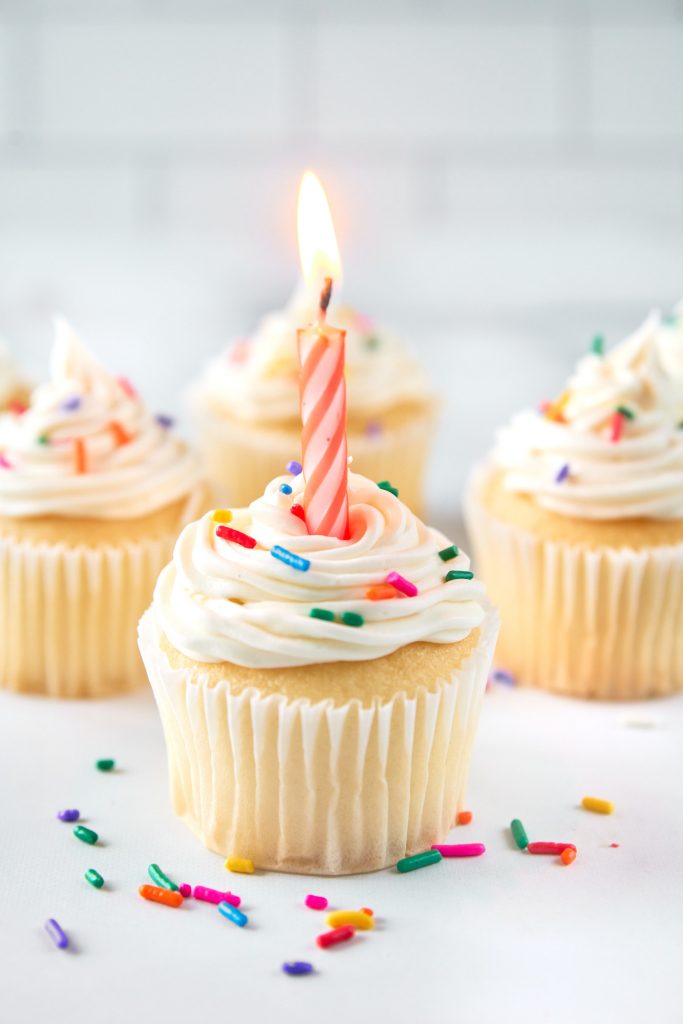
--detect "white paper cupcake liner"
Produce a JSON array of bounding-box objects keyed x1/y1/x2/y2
[
  {"x1": 139, "y1": 604, "x2": 498, "y2": 875},
  {"x1": 465, "y1": 466, "x2": 683, "y2": 699}
]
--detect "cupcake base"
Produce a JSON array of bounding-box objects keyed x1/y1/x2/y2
[
  {"x1": 139, "y1": 605, "x2": 498, "y2": 875},
  {"x1": 465, "y1": 465, "x2": 683, "y2": 700}
]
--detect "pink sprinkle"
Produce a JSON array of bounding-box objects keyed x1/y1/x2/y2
[
  {"x1": 386, "y1": 571, "x2": 418, "y2": 598},
  {"x1": 431, "y1": 843, "x2": 486, "y2": 858},
  {"x1": 117, "y1": 376, "x2": 137, "y2": 399},
  {"x1": 193, "y1": 885, "x2": 241, "y2": 907},
  {"x1": 179, "y1": 883, "x2": 192, "y2": 898},
  {"x1": 0, "y1": 454, "x2": 12, "y2": 469},
  {"x1": 305, "y1": 894, "x2": 329, "y2": 911}
]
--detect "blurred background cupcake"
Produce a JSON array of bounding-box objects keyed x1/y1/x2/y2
[
  {"x1": 190, "y1": 173, "x2": 436, "y2": 516},
  {"x1": 465, "y1": 306, "x2": 683, "y2": 700},
  {"x1": 0, "y1": 319, "x2": 206, "y2": 698}
]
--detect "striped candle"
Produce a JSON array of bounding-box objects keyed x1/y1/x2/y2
[{"x1": 297, "y1": 279, "x2": 349, "y2": 539}]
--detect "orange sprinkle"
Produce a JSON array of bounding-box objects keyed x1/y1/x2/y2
[
  {"x1": 139, "y1": 884, "x2": 183, "y2": 908},
  {"x1": 74, "y1": 438, "x2": 87, "y2": 474},
  {"x1": 545, "y1": 389, "x2": 571, "y2": 423},
  {"x1": 366, "y1": 584, "x2": 398, "y2": 601},
  {"x1": 457, "y1": 810, "x2": 473, "y2": 826},
  {"x1": 109, "y1": 420, "x2": 132, "y2": 446},
  {"x1": 561, "y1": 848, "x2": 577, "y2": 866},
  {"x1": 360, "y1": 907, "x2": 374, "y2": 916}
]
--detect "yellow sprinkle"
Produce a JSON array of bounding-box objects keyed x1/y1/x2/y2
[
  {"x1": 225, "y1": 856, "x2": 254, "y2": 874},
  {"x1": 581, "y1": 796, "x2": 614, "y2": 815},
  {"x1": 212, "y1": 509, "x2": 233, "y2": 524},
  {"x1": 325, "y1": 910, "x2": 374, "y2": 931}
]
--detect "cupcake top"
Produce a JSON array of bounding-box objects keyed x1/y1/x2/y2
[
  {"x1": 193, "y1": 295, "x2": 433, "y2": 427},
  {"x1": 493, "y1": 309, "x2": 683, "y2": 521},
  {"x1": 154, "y1": 469, "x2": 486, "y2": 668},
  {"x1": 0, "y1": 341, "x2": 27, "y2": 409},
  {"x1": 0, "y1": 319, "x2": 200, "y2": 520}
]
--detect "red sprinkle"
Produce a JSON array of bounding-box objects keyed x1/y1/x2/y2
[
  {"x1": 610, "y1": 843, "x2": 620, "y2": 848},
  {"x1": 316, "y1": 926, "x2": 355, "y2": 949},
  {"x1": 216, "y1": 525, "x2": 257, "y2": 549},
  {"x1": 457, "y1": 810, "x2": 473, "y2": 826},
  {"x1": 527, "y1": 842, "x2": 577, "y2": 855},
  {"x1": 610, "y1": 411, "x2": 625, "y2": 442},
  {"x1": 290, "y1": 503, "x2": 306, "y2": 522}
]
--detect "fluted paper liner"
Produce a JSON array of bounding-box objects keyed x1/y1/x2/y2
[
  {"x1": 465, "y1": 467, "x2": 683, "y2": 699},
  {"x1": 0, "y1": 493, "x2": 204, "y2": 698},
  {"x1": 139, "y1": 605, "x2": 498, "y2": 875}
]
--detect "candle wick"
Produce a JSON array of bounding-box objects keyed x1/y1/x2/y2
[{"x1": 319, "y1": 277, "x2": 333, "y2": 322}]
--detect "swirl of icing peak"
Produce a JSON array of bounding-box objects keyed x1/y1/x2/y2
[
  {"x1": 154, "y1": 471, "x2": 485, "y2": 668},
  {"x1": 0, "y1": 319, "x2": 200, "y2": 519},
  {"x1": 494, "y1": 310, "x2": 683, "y2": 520},
  {"x1": 193, "y1": 293, "x2": 432, "y2": 426}
]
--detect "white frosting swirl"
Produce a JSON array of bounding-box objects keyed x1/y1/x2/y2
[
  {"x1": 155, "y1": 470, "x2": 485, "y2": 668},
  {"x1": 0, "y1": 319, "x2": 201, "y2": 519},
  {"x1": 193, "y1": 291, "x2": 432, "y2": 425},
  {"x1": 494, "y1": 309, "x2": 683, "y2": 520},
  {"x1": 0, "y1": 341, "x2": 25, "y2": 408}
]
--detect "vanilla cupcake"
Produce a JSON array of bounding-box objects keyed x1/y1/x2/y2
[
  {"x1": 465, "y1": 308, "x2": 683, "y2": 700},
  {"x1": 0, "y1": 320, "x2": 206, "y2": 698},
  {"x1": 190, "y1": 299, "x2": 437, "y2": 516},
  {"x1": 139, "y1": 470, "x2": 497, "y2": 875}
]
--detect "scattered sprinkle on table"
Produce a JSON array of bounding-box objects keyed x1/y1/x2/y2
[
  {"x1": 73, "y1": 825, "x2": 98, "y2": 845},
  {"x1": 444, "y1": 570, "x2": 473, "y2": 582},
  {"x1": 179, "y1": 883, "x2": 192, "y2": 898},
  {"x1": 217, "y1": 901, "x2": 248, "y2": 927},
  {"x1": 457, "y1": 810, "x2": 473, "y2": 826},
  {"x1": 561, "y1": 848, "x2": 577, "y2": 866},
  {"x1": 225, "y1": 856, "x2": 254, "y2": 875},
  {"x1": 85, "y1": 868, "x2": 104, "y2": 889},
  {"x1": 317, "y1": 925, "x2": 355, "y2": 949},
  {"x1": 212, "y1": 509, "x2": 233, "y2": 524},
  {"x1": 148, "y1": 863, "x2": 179, "y2": 891},
  {"x1": 286, "y1": 460, "x2": 302, "y2": 475},
  {"x1": 582, "y1": 796, "x2": 614, "y2": 814},
  {"x1": 510, "y1": 819, "x2": 529, "y2": 849},
  {"x1": 139, "y1": 884, "x2": 183, "y2": 908},
  {"x1": 377, "y1": 480, "x2": 399, "y2": 497},
  {"x1": 360, "y1": 907, "x2": 374, "y2": 917},
  {"x1": 326, "y1": 910, "x2": 374, "y2": 931},
  {"x1": 527, "y1": 842, "x2": 576, "y2": 855},
  {"x1": 310, "y1": 607, "x2": 335, "y2": 622},
  {"x1": 271, "y1": 546, "x2": 311, "y2": 572},
  {"x1": 305, "y1": 894, "x2": 328, "y2": 910},
  {"x1": 431, "y1": 843, "x2": 485, "y2": 858},
  {"x1": 555, "y1": 463, "x2": 570, "y2": 484},
  {"x1": 57, "y1": 808, "x2": 79, "y2": 822},
  {"x1": 283, "y1": 961, "x2": 314, "y2": 976},
  {"x1": 45, "y1": 918, "x2": 69, "y2": 949},
  {"x1": 194, "y1": 885, "x2": 241, "y2": 907},
  {"x1": 610, "y1": 843, "x2": 620, "y2": 848},
  {"x1": 386, "y1": 571, "x2": 418, "y2": 597},
  {"x1": 341, "y1": 611, "x2": 364, "y2": 628},
  {"x1": 96, "y1": 758, "x2": 115, "y2": 772},
  {"x1": 438, "y1": 545, "x2": 459, "y2": 562},
  {"x1": 216, "y1": 524, "x2": 257, "y2": 549},
  {"x1": 397, "y1": 849, "x2": 442, "y2": 873}
]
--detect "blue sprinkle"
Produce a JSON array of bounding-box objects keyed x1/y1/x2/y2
[
  {"x1": 271, "y1": 545, "x2": 310, "y2": 572},
  {"x1": 286, "y1": 460, "x2": 302, "y2": 475},
  {"x1": 61, "y1": 396, "x2": 81, "y2": 412},
  {"x1": 156, "y1": 414, "x2": 174, "y2": 429},
  {"x1": 491, "y1": 669, "x2": 516, "y2": 686},
  {"x1": 279, "y1": 483, "x2": 293, "y2": 495},
  {"x1": 217, "y1": 901, "x2": 248, "y2": 927},
  {"x1": 282, "y1": 961, "x2": 314, "y2": 976},
  {"x1": 57, "y1": 809, "x2": 80, "y2": 822},
  {"x1": 555, "y1": 463, "x2": 570, "y2": 484}
]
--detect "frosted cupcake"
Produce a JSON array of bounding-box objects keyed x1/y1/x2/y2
[
  {"x1": 139, "y1": 470, "x2": 498, "y2": 875},
  {"x1": 190, "y1": 299, "x2": 436, "y2": 516},
  {"x1": 0, "y1": 319, "x2": 205, "y2": 698},
  {"x1": 465, "y1": 308, "x2": 683, "y2": 700}
]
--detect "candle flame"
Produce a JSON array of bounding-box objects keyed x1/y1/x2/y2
[{"x1": 297, "y1": 171, "x2": 342, "y2": 291}]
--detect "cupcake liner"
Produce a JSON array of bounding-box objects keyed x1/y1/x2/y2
[
  {"x1": 465, "y1": 467, "x2": 683, "y2": 699},
  {"x1": 0, "y1": 494, "x2": 205, "y2": 699},
  {"x1": 139, "y1": 604, "x2": 498, "y2": 875},
  {"x1": 192, "y1": 405, "x2": 435, "y2": 516}
]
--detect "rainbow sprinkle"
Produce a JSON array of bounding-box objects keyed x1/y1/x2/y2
[{"x1": 271, "y1": 546, "x2": 310, "y2": 572}]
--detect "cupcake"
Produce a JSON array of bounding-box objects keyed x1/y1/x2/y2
[
  {"x1": 0, "y1": 319, "x2": 206, "y2": 698},
  {"x1": 465, "y1": 308, "x2": 683, "y2": 700},
  {"x1": 190, "y1": 299, "x2": 437, "y2": 516},
  {"x1": 0, "y1": 341, "x2": 29, "y2": 411},
  {"x1": 139, "y1": 469, "x2": 498, "y2": 875}
]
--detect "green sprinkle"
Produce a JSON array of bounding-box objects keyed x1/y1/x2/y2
[
  {"x1": 510, "y1": 819, "x2": 529, "y2": 850},
  {"x1": 148, "y1": 863, "x2": 179, "y2": 891},
  {"x1": 85, "y1": 868, "x2": 104, "y2": 889},
  {"x1": 590, "y1": 334, "x2": 605, "y2": 356},
  {"x1": 377, "y1": 480, "x2": 399, "y2": 497},
  {"x1": 310, "y1": 607, "x2": 335, "y2": 622},
  {"x1": 73, "y1": 825, "x2": 98, "y2": 845},
  {"x1": 397, "y1": 849, "x2": 442, "y2": 873},
  {"x1": 616, "y1": 405, "x2": 635, "y2": 420},
  {"x1": 96, "y1": 758, "x2": 115, "y2": 771},
  {"x1": 365, "y1": 335, "x2": 380, "y2": 350},
  {"x1": 438, "y1": 545, "x2": 459, "y2": 562},
  {"x1": 444, "y1": 570, "x2": 474, "y2": 582},
  {"x1": 37, "y1": 434, "x2": 49, "y2": 445},
  {"x1": 663, "y1": 312, "x2": 678, "y2": 326},
  {"x1": 341, "y1": 611, "x2": 364, "y2": 628}
]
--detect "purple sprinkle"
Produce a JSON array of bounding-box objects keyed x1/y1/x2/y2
[
  {"x1": 555, "y1": 463, "x2": 570, "y2": 484},
  {"x1": 365, "y1": 420, "x2": 383, "y2": 438},
  {"x1": 286, "y1": 460, "x2": 302, "y2": 476},
  {"x1": 282, "y1": 961, "x2": 314, "y2": 976},
  {"x1": 61, "y1": 395, "x2": 82, "y2": 413},
  {"x1": 57, "y1": 809, "x2": 80, "y2": 822},
  {"x1": 491, "y1": 669, "x2": 516, "y2": 686},
  {"x1": 45, "y1": 918, "x2": 69, "y2": 950},
  {"x1": 156, "y1": 414, "x2": 174, "y2": 429}
]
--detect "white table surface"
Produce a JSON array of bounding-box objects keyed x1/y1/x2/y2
[{"x1": 1, "y1": 681, "x2": 682, "y2": 1024}]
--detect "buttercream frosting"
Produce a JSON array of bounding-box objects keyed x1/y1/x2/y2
[
  {"x1": 494, "y1": 309, "x2": 683, "y2": 520},
  {"x1": 0, "y1": 319, "x2": 201, "y2": 519},
  {"x1": 154, "y1": 469, "x2": 485, "y2": 668}
]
